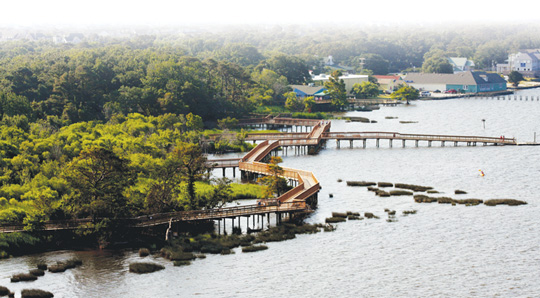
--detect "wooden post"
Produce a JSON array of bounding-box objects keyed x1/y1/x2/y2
[
  {"x1": 376, "y1": 139, "x2": 379, "y2": 148},
  {"x1": 363, "y1": 139, "x2": 367, "y2": 149}
]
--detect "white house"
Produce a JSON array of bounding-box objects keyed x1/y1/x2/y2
[{"x1": 497, "y1": 49, "x2": 540, "y2": 78}]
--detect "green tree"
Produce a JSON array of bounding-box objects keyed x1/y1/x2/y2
[
  {"x1": 324, "y1": 70, "x2": 348, "y2": 109},
  {"x1": 507, "y1": 71, "x2": 523, "y2": 87},
  {"x1": 258, "y1": 156, "x2": 289, "y2": 197},
  {"x1": 63, "y1": 147, "x2": 134, "y2": 220},
  {"x1": 391, "y1": 85, "x2": 419, "y2": 104},
  {"x1": 284, "y1": 92, "x2": 304, "y2": 112},
  {"x1": 352, "y1": 81, "x2": 380, "y2": 99},
  {"x1": 171, "y1": 142, "x2": 210, "y2": 210},
  {"x1": 203, "y1": 177, "x2": 233, "y2": 209}
]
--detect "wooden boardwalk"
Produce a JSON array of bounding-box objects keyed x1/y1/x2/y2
[
  {"x1": 3, "y1": 116, "x2": 531, "y2": 234},
  {"x1": 0, "y1": 202, "x2": 309, "y2": 233}
]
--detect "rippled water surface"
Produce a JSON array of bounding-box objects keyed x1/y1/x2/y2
[{"x1": 2, "y1": 91, "x2": 540, "y2": 297}]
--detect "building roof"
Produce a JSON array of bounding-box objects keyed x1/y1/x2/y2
[
  {"x1": 373, "y1": 75, "x2": 401, "y2": 80},
  {"x1": 312, "y1": 74, "x2": 369, "y2": 81},
  {"x1": 290, "y1": 85, "x2": 326, "y2": 96},
  {"x1": 405, "y1": 71, "x2": 506, "y2": 85}
]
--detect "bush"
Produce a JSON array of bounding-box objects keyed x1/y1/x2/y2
[
  {"x1": 129, "y1": 262, "x2": 165, "y2": 274},
  {"x1": 414, "y1": 195, "x2": 437, "y2": 203},
  {"x1": 346, "y1": 181, "x2": 376, "y2": 187},
  {"x1": 138, "y1": 248, "x2": 150, "y2": 257},
  {"x1": 21, "y1": 289, "x2": 54, "y2": 298},
  {"x1": 455, "y1": 190, "x2": 467, "y2": 194},
  {"x1": 242, "y1": 245, "x2": 269, "y2": 253},
  {"x1": 48, "y1": 259, "x2": 82, "y2": 273},
  {"x1": 402, "y1": 210, "x2": 417, "y2": 215},
  {"x1": 37, "y1": 263, "x2": 47, "y2": 270},
  {"x1": 331, "y1": 212, "x2": 347, "y2": 218},
  {"x1": 484, "y1": 199, "x2": 527, "y2": 206},
  {"x1": 29, "y1": 269, "x2": 45, "y2": 276},
  {"x1": 11, "y1": 273, "x2": 38, "y2": 282},
  {"x1": 325, "y1": 217, "x2": 346, "y2": 223},
  {"x1": 173, "y1": 260, "x2": 191, "y2": 266},
  {"x1": 0, "y1": 286, "x2": 10, "y2": 296},
  {"x1": 389, "y1": 190, "x2": 413, "y2": 196},
  {"x1": 395, "y1": 183, "x2": 433, "y2": 192},
  {"x1": 437, "y1": 197, "x2": 455, "y2": 204},
  {"x1": 377, "y1": 182, "x2": 393, "y2": 188},
  {"x1": 455, "y1": 199, "x2": 483, "y2": 205}
]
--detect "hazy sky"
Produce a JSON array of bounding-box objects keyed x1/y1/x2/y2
[{"x1": 2, "y1": 0, "x2": 540, "y2": 27}]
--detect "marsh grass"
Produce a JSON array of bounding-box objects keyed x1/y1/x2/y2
[
  {"x1": 484, "y1": 199, "x2": 527, "y2": 206},
  {"x1": 325, "y1": 217, "x2": 346, "y2": 223},
  {"x1": 173, "y1": 260, "x2": 191, "y2": 266},
  {"x1": 377, "y1": 182, "x2": 393, "y2": 188},
  {"x1": 389, "y1": 190, "x2": 413, "y2": 196},
  {"x1": 129, "y1": 262, "x2": 165, "y2": 274},
  {"x1": 20, "y1": 289, "x2": 54, "y2": 298},
  {"x1": 242, "y1": 245, "x2": 269, "y2": 253},
  {"x1": 11, "y1": 273, "x2": 37, "y2": 282},
  {"x1": 0, "y1": 286, "x2": 10, "y2": 296},
  {"x1": 395, "y1": 183, "x2": 433, "y2": 192},
  {"x1": 29, "y1": 269, "x2": 44, "y2": 277},
  {"x1": 454, "y1": 190, "x2": 467, "y2": 194},
  {"x1": 346, "y1": 181, "x2": 376, "y2": 187},
  {"x1": 138, "y1": 248, "x2": 150, "y2": 257}
]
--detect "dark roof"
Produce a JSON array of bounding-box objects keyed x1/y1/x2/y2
[
  {"x1": 471, "y1": 72, "x2": 507, "y2": 85},
  {"x1": 405, "y1": 71, "x2": 506, "y2": 85}
]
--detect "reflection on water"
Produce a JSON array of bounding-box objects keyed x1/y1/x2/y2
[{"x1": 1, "y1": 90, "x2": 540, "y2": 297}]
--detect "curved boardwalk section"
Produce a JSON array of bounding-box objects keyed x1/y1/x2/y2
[{"x1": 238, "y1": 120, "x2": 331, "y2": 206}]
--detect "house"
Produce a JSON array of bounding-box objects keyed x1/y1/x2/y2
[
  {"x1": 447, "y1": 57, "x2": 475, "y2": 73},
  {"x1": 290, "y1": 85, "x2": 329, "y2": 100},
  {"x1": 404, "y1": 71, "x2": 507, "y2": 93},
  {"x1": 497, "y1": 49, "x2": 540, "y2": 78},
  {"x1": 312, "y1": 73, "x2": 369, "y2": 95},
  {"x1": 373, "y1": 75, "x2": 404, "y2": 93}
]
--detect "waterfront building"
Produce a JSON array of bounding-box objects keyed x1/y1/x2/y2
[
  {"x1": 496, "y1": 49, "x2": 540, "y2": 78},
  {"x1": 404, "y1": 71, "x2": 507, "y2": 93}
]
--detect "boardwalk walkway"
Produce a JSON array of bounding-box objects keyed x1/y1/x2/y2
[{"x1": 2, "y1": 117, "x2": 529, "y2": 234}]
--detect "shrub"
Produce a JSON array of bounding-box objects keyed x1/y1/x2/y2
[
  {"x1": 455, "y1": 190, "x2": 467, "y2": 194},
  {"x1": 484, "y1": 199, "x2": 527, "y2": 206},
  {"x1": 36, "y1": 263, "x2": 47, "y2": 270},
  {"x1": 129, "y1": 262, "x2": 165, "y2": 274},
  {"x1": 242, "y1": 245, "x2": 268, "y2": 253},
  {"x1": 364, "y1": 212, "x2": 377, "y2": 219},
  {"x1": 377, "y1": 182, "x2": 393, "y2": 188},
  {"x1": 11, "y1": 273, "x2": 38, "y2": 282},
  {"x1": 414, "y1": 195, "x2": 437, "y2": 203},
  {"x1": 346, "y1": 181, "x2": 376, "y2": 187},
  {"x1": 48, "y1": 259, "x2": 82, "y2": 273},
  {"x1": 376, "y1": 190, "x2": 391, "y2": 197},
  {"x1": 325, "y1": 217, "x2": 346, "y2": 223},
  {"x1": 331, "y1": 212, "x2": 347, "y2": 218},
  {"x1": 402, "y1": 210, "x2": 417, "y2": 215},
  {"x1": 138, "y1": 248, "x2": 150, "y2": 257},
  {"x1": 455, "y1": 199, "x2": 483, "y2": 205},
  {"x1": 395, "y1": 183, "x2": 433, "y2": 192},
  {"x1": 389, "y1": 190, "x2": 413, "y2": 196},
  {"x1": 347, "y1": 215, "x2": 363, "y2": 220},
  {"x1": 0, "y1": 286, "x2": 10, "y2": 296},
  {"x1": 21, "y1": 289, "x2": 54, "y2": 298},
  {"x1": 437, "y1": 197, "x2": 455, "y2": 204},
  {"x1": 173, "y1": 260, "x2": 191, "y2": 266},
  {"x1": 29, "y1": 269, "x2": 45, "y2": 276},
  {"x1": 0, "y1": 197, "x2": 7, "y2": 206}
]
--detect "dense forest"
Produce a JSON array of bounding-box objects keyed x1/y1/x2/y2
[{"x1": 2, "y1": 23, "x2": 540, "y2": 252}]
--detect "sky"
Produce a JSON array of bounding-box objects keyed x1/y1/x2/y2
[{"x1": 2, "y1": 0, "x2": 540, "y2": 27}]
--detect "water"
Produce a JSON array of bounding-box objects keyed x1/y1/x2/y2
[{"x1": 2, "y1": 90, "x2": 540, "y2": 297}]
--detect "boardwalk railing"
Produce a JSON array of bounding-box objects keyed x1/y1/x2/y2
[
  {"x1": 323, "y1": 132, "x2": 517, "y2": 145},
  {"x1": 0, "y1": 202, "x2": 310, "y2": 233}
]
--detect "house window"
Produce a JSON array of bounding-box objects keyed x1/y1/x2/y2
[
  {"x1": 463, "y1": 85, "x2": 468, "y2": 90},
  {"x1": 521, "y1": 63, "x2": 527, "y2": 68}
]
